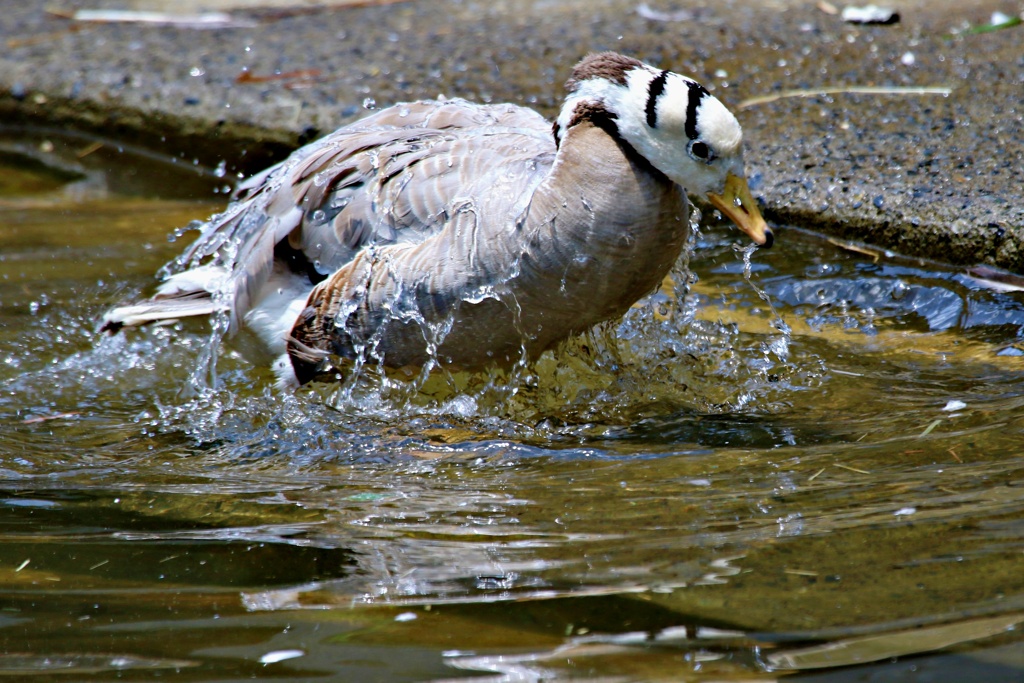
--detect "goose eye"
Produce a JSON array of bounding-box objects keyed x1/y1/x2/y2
[{"x1": 688, "y1": 140, "x2": 714, "y2": 163}]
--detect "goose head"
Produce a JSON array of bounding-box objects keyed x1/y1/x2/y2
[{"x1": 556, "y1": 52, "x2": 772, "y2": 247}]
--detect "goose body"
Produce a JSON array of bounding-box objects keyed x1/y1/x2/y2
[{"x1": 104, "y1": 52, "x2": 771, "y2": 386}]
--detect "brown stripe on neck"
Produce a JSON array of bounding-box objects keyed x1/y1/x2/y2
[
  {"x1": 566, "y1": 99, "x2": 619, "y2": 134},
  {"x1": 553, "y1": 99, "x2": 619, "y2": 148}
]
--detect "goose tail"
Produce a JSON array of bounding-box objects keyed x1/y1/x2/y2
[{"x1": 100, "y1": 264, "x2": 229, "y2": 332}]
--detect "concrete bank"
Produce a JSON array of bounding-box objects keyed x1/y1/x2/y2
[{"x1": 2, "y1": 0, "x2": 1022, "y2": 271}]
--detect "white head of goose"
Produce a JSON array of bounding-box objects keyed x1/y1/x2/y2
[{"x1": 103, "y1": 52, "x2": 772, "y2": 387}]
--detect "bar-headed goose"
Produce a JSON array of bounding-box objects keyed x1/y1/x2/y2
[{"x1": 104, "y1": 52, "x2": 772, "y2": 386}]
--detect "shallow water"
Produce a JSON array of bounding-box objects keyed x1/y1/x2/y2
[{"x1": 1, "y1": 132, "x2": 1023, "y2": 681}]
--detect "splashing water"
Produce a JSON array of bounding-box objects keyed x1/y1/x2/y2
[
  {"x1": 122, "y1": 200, "x2": 795, "y2": 450},
  {"x1": 735, "y1": 241, "x2": 795, "y2": 401}
]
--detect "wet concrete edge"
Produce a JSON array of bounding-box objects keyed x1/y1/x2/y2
[{"x1": 1, "y1": 0, "x2": 1022, "y2": 273}]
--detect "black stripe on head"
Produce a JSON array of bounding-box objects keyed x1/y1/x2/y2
[
  {"x1": 566, "y1": 100, "x2": 668, "y2": 184},
  {"x1": 645, "y1": 70, "x2": 669, "y2": 128},
  {"x1": 684, "y1": 80, "x2": 710, "y2": 140}
]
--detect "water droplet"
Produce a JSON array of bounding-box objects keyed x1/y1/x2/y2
[
  {"x1": 362, "y1": 97, "x2": 376, "y2": 110},
  {"x1": 189, "y1": 66, "x2": 205, "y2": 78},
  {"x1": 259, "y1": 650, "x2": 304, "y2": 665},
  {"x1": 311, "y1": 209, "x2": 326, "y2": 223},
  {"x1": 688, "y1": 204, "x2": 703, "y2": 232},
  {"x1": 213, "y1": 160, "x2": 227, "y2": 178}
]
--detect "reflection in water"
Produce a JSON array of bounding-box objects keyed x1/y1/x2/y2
[
  {"x1": 765, "y1": 612, "x2": 1024, "y2": 670},
  {"x1": 1, "y1": 138, "x2": 1023, "y2": 680}
]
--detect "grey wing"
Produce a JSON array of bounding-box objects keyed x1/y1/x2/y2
[
  {"x1": 163, "y1": 99, "x2": 555, "y2": 325},
  {"x1": 291, "y1": 99, "x2": 555, "y2": 275}
]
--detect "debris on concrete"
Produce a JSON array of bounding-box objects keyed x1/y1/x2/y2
[
  {"x1": 636, "y1": 3, "x2": 693, "y2": 22},
  {"x1": 66, "y1": 9, "x2": 257, "y2": 29},
  {"x1": 841, "y1": 5, "x2": 900, "y2": 25}
]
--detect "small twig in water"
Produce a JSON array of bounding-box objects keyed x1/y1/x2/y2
[
  {"x1": 22, "y1": 412, "x2": 79, "y2": 424},
  {"x1": 784, "y1": 568, "x2": 819, "y2": 576},
  {"x1": 76, "y1": 141, "x2": 104, "y2": 159},
  {"x1": 834, "y1": 463, "x2": 870, "y2": 474},
  {"x1": 965, "y1": 265, "x2": 1024, "y2": 293},
  {"x1": 828, "y1": 238, "x2": 884, "y2": 262},
  {"x1": 918, "y1": 419, "x2": 943, "y2": 438},
  {"x1": 738, "y1": 86, "x2": 952, "y2": 110},
  {"x1": 807, "y1": 467, "x2": 827, "y2": 482}
]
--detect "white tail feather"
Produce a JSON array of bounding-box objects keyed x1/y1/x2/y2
[{"x1": 101, "y1": 265, "x2": 229, "y2": 331}]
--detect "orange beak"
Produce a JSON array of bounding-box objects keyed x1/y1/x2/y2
[{"x1": 706, "y1": 172, "x2": 773, "y2": 247}]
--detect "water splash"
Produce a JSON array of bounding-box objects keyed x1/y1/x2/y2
[
  {"x1": 735, "y1": 241, "x2": 796, "y2": 390},
  {"x1": 160, "y1": 198, "x2": 794, "y2": 438},
  {"x1": 295, "y1": 213, "x2": 794, "y2": 432}
]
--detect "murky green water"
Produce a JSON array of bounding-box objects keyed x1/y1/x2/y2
[{"x1": 1, "y1": 131, "x2": 1023, "y2": 681}]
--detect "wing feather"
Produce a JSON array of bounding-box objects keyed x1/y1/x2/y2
[{"x1": 112, "y1": 98, "x2": 554, "y2": 332}]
